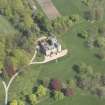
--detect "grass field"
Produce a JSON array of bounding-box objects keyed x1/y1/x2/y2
[
  {"x1": 52, "y1": 0, "x2": 87, "y2": 16},
  {"x1": 0, "y1": 0, "x2": 105, "y2": 105}
]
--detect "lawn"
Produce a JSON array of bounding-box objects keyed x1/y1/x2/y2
[
  {"x1": 52, "y1": 0, "x2": 88, "y2": 16},
  {"x1": 0, "y1": 0, "x2": 105, "y2": 105}
]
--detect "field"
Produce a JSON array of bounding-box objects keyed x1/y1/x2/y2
[{"x1": 0, "y1": 0, "x2": 105, "y2": 105}]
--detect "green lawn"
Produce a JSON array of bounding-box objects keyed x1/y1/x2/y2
[{"x1": 52, "y1": 0, "x2": 88, "y2": 16}]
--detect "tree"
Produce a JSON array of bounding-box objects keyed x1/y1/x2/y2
[
  {"x1": 23, "y1": 14, "x2": 34, "y2": 29},
  {"x1": 69, "y1": 14, "x2": 80, "y2": 23},
  {"x1": 5, "y1": 6, "x2": 13, "y2": 18},
  {"x1": 0, "y1": 42, "x2": 5, "y2": 70},
  {"x1": 10, "y1": 99, "x2": 24, "y2": 105},
  {"x1": 83, "y1": 0, "x2": 105, "y2": 21},
  {"x1": 10, "y1": 100, "x2": 18, "y2": 105},
  {"x1": 95, "y1": 86, "x2": 105, "y2": 98},
  {"x1": 50, "y1": 79, "x2": 62, "y2": 91},
  {"x1": 96, "y1": 37, "x2": 105, "y2": 48},
  {"x1": 66, "y1": 79, "x2": 76, "y2": 88},
  {"x1": 18, "y1": 99, "x2": 25, "y2": 105},
  {"x1": 4, "y1": 56, "x2": 16, "y2": 77},
  {"x1": 28, "y1": 94, "x2": 38, "y2": 105},
  {"x1": 63, "y1": 88, "x2": 74, "y2": 96},
  {"x1": 101, "y1": 74, "x2": 105, "y2": 86},
  {"x1": 73, "y1": 63, "x2": 94, "y2": 90},
  {"x1": 54, "y1": 91, "x2": 64, "y2": 101},
  {"x1": 77, "y1": 31, "x2": 89, "y2": 39},
  {"x1": 0, "y1": 0, "x2": 7, "y2": 9},
  {"x1": 36, "y1": 85, "x2": 47, "y2": 97},
  {"x1": 96, "y1": 50, "x2": 105, "y2": 61},
  {"x1": 11, "y1": 49, "x2": 30, "y2": 68},
  {"x1": 12, "y1": 0, "x2": 24, "y2": 12},
  {"x1": 76, "y1": 74, "x2": 92, "y2": 90}
]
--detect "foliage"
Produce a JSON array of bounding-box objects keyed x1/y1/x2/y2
[
  {"x1": 63, "y1": 88, "x2": 74, "y2": 96},
  {"x1": 83, "y1": 0, "x2": 105, "y2": 21},
  {"x1": 95, "y1": 37, "x2": 105, "y2": 48},
  {"x1": 95, "y1": 86, "x2": 105, "y2": 98},
  {"x1": 0, "y1": 42, "x2": 5, "y2": 69},
  {"x1": 51, "y1": 16, "x2": 73, "y2": 33},
  {"x1": 36, "y1": 85, "x2": 47, "y2": 97},
  {"x1": 96, "y1": 50, "x2": 105, "y2": 61},
  {"x1": 54, "y1": 91, "x2": 64, "y2": 101},
  {"x1": 77, "y1": 31, "x2": 89, "y2": 39},
  {"x1": 23, "y1": 14, "x2": 34, "y2": 29},
  {"x1": 28, "y1": 94, "x2": 38, "y2": 105},
  {"x1": 10, "y1": 99, "x2": 25, "y2": 105},
  {"x1": 10, "y1": 100, "x2": 18, "y2": 105},
  {"x1": 50, "y1": 79, "x2": 62, "y2": 91},
  {"x1": 18, "y1": 99, "x2": 25, "y2": 105},
  {"x1": 11, "y1": 49, "x2": 30, "y2": 68},
  {"x1": 73, "y1": 63, "x2": 105, "y2": 98},
  {"x1": 66, "y1": 79, "x2": 76, "y2": 88}
]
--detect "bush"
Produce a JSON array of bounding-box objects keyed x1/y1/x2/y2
[
  {"x1": 96, "y1": 50, "x2": 105, "y2": 61},
  {"x1": 36, "y1": 85, "x2": 47, "y2": 97},
  {"x1": 69, "y1": 14, "x2": 80, "y2": 23},
  {"x1": 28, "y1": 94, "x2": 38, "y2": 105},
  {"x1": 10, "y1": 100, "x2": 18, "y2": 105},
  {"x1": 100, "y1": 74, "x2": 105, "y2": 86},
  {"x1": 95, "y1": 37, "x2": 105, "y2": 48},
  {"x1": 77, "y1": 31, "x2": 89, "y2": 39},
  {"x1": 63, "y1": 88, "x2": 74, "y2": 96},
  {"x1": 50, "y1": 79, "x2": 62, "y2": 91},
  {"x1": 18, "y1": 99, "x2": 25, "y2": 105},
  {"x1": 95, "y1": 87, "x2": 105, "y2": 98},
  {"x1": 66, "y1": 79, "x2": 76, "y2": 88},
  {"x1": 54, "y1": 91, "x2": 64, "y2": 101}
]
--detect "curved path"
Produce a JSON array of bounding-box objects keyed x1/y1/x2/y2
[
  {"x1": 2, "y1": 72, "x2": 19, "y2": 105},
  {"x1": 29, "y1": 50, "x2": 37, "y2": 65},
  {"x1": 30, "y1": 49, "x2": 68, "y2": 64}
]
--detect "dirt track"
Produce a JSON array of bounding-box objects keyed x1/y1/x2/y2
[{"x1": 36, "y1": 0, "x2": 61, "y2": 20}]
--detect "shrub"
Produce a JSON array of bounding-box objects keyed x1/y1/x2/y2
[
  {"x1": 10, "y1": 100, "x2": 18, "y2": 105},
  {"x1": 28, "y1": 94, "x2": 38, "y2": 105},
  {"x1": 77, "y1": 31, "x2": 89, "y2": 39},
  {"x1": 54, "y1": 91, "x2": 64, "y2": 101},
  {"x1": 63, "y1": 88, "x2": 74, "y2": 96},
  {"x1": 36, "y1": 85, "x2": 47, "y2": 97},
  {"x1": 100, "y1": 74, "x2": 105, "y2": 86},
  {"x1": 50, "y1": 79, "x2": 62, "y2": 91},
  {"x1": 95, "y1": 37, "x2": 105, "y2": 48},
  {"x1": 95, "y1": 87, "x2": 105, "y2": 98},
  {"x1": 18, "y1": 99, "x2": 25, "y2": 105},
  {"x1": 69, "y1": 14, "x2": 80, "y2": 23},
  {"x1": 66, "y1": 79, "x2": 76, "y2": 88},
  {"x1": 96, "y1": 50, "x2": 105, "y2": 61}
]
